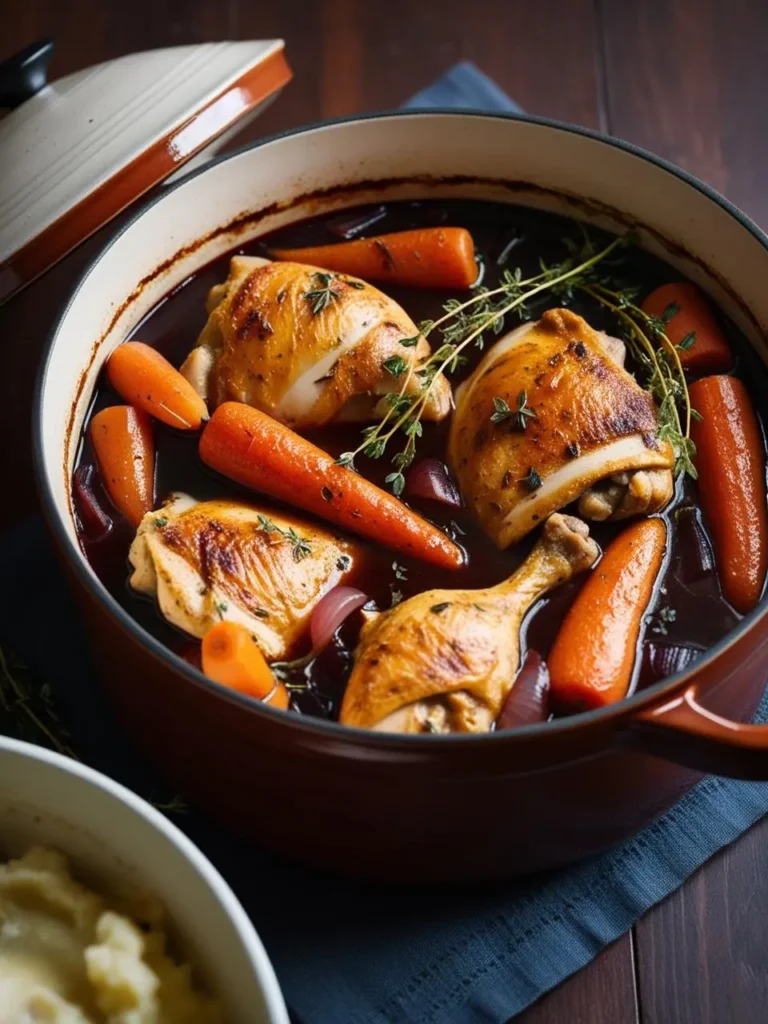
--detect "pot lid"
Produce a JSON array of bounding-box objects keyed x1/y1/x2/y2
[{"x1": 0, "y1": 38, "x2": 291, "y2": 305}]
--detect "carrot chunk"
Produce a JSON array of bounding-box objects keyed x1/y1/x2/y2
[
  {"x1": 202, "y1": 621, "x2": 289, "y2": 707},
  {"x1": 641, "y1": 282, "x2": 733, "y2": 374},
  {"x1": 271, "y1": 227, "x2": 478, "y2": 290},
  {"x1": 107, "y1": 341, "x2": 209, "y2": 430},
  {"x1": 548, "y1": 518, "x2": 667, "y2": 710},
  {"x1": 198, "y1": 402, "x2": 464, "y2": 570},
  {"x1": 89, "y1": 406, "x2": 155, "y2": 527},
  {"x1": 690, "y1": 375, "x2": 768, "y2": 613}
]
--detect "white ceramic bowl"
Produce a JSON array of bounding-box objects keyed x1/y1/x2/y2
[{"x1": 0, "y1": 736, "x2": 289, "y2": 1024}]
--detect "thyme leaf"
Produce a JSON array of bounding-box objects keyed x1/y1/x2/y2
[
  {"x1": 519, "y1": 467, "x2": 543, "y2": 491},
  {"x1": 490, "y1": 391, "x2": 536, "y2": 430},
  {"x1": 490, "y1": 397, "x2": 512, "y2": 424},
  {"x1": 383, "y1": 355, "x2": 407, "y2": 378},
  {"x1": 303, "y1": 271, "x2": 342, "y2": 316}
]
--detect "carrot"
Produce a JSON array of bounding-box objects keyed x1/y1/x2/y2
[
  {"x1": 270, "y1": 227, "x2": 478, "y2": 290},
  {"x1": 90, "y1": 405, "x2": 154, "y2": 527},
  {"x1": 641, "y1": 282, "x2": 733, "y2": 374},
  {"x1": 201, "y1": 621, "x2": 289, "y2": 707},
  {"x1": 690, "y1": 375, "x2": 767, "y2": 613},
  {"x1": 107, "y1": 341, "x2": 208, "y2": 430},
  {"x1": 548, "y1": 518, "x2": 667, "y2": 710},
  {"x1": 199, "y1": 402, "x2": 464, "y2": 570}
]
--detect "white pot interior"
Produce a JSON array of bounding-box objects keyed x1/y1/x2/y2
[
  {"x1": 39, "y1": 112, "x2": 768, "y2": 577},
  {"x1": 0, "y1": 740, "x2": 288, "y2": 1024}
]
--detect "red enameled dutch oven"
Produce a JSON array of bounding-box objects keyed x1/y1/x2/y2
[{"x1": 34, "y1": 112, "x2": 768, "y2": 881}]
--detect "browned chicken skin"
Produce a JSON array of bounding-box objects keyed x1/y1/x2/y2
[
  {"x1": 340, "y1": 513, "x2": 599, "y2": 734},
  {"x1": 180, "y1": 256, "x2": 452, "y2": 429},
  {"x1": 128, "y1": 494, "x2": 357, "y2": 660},
  {"x1": 448, "y1": 308, "x2": 674, "y2": 548}
]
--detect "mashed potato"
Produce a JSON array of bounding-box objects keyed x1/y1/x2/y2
[{"x1": 0, "y1": 847, "x2": 222, "y2": 1023}]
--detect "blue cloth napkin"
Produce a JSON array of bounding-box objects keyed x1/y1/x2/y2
[
  {"x1": 3, "y1": 65, "x2": 767, "y2": 1024},
  {"x1": 403, "y1": 61, "x2": 523, "y2": 113}
]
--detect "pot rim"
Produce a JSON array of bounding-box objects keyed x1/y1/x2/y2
[{"x1": 33, "y1": 107, "x2": 768, "y2": 751}]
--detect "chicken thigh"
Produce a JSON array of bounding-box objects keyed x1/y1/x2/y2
[
  {"x1": 129, "y1": 494, "x2": 357, "y2": 659},
  {"x1": 448, "y1": 308, "x2": 674, "y2": 548},
  {"x1": 180, "y1": 256, "x2": 452, "y2": 429},
  {"x1": 340, "y1": 513, "x2": 599, "y2": 734}
]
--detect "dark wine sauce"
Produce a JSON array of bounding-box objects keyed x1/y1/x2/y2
[{"x1": 74, "y1": 199, "x2": 759, "y2": 721}]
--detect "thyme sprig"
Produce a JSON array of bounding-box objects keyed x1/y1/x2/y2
[
  {"x1": 580, "y1": 283, "x2": 698, "y2": 477},
  {"x1": 337, "y1": 233, "x2": 630, "y2": 488},
  {"x1": 256, "y1": 514, "x2": 312, "y2": 561},
  {"x1": 0, "y1": 647, "x2": 78, "y2": 759}
]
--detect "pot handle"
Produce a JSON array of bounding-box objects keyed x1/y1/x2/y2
[
  {"x1": 0, "y1": 39, "x2": 54, "y2": 110},
  {"x1": 625, "y1": 682, "x2": 768, "y2": 780}
]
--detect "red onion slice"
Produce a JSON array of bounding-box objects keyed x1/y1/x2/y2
[
  {"x1": 642, "y1": 641, "x2": 704, "y2": 683},
  {"x1": 674, "y1": 506, "x2": 715, "y2": 583},
  {"x1": 310, "y1": 586, "x2": 369, "y2": 652},
  {"x1": 405, "y1": 458, "x2": 462, "y2": 507},
  {"x1": 326, "y1": 205, "x2": 388, "y2": 239},
  {"x1": 73, "y1": 465, "x2": 113, "y2": 541},
  {"x1": 496, "y1": 650, "x2": 550, "y2": 729}
]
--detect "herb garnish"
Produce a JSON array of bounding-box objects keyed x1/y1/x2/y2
[
  {"x1": 389, "y1": 562, "x2": 408, "y2": 607},
  {"x1": 384, "y1": 471, "x2": 406, "y2": 497},
  {"x1": 662, "y1": 301, "x2": 681, "y2": 323},
  {"x1": 490, "y1": 390, "x2": 537, "y2": 430},
  {"x1": 519, "y1": 467, "x2": 543, "y2": 491},
  {"x1": 678, "y1": 331, "x2": 696, "y2": 352},
  {"x1": 651, "y1": 605, "x2": 677, "y2": 636},
  {"x1": 335, "y1": 233, "x2": 630, "y2": 491},
  {"x1": 383, "y1": 355, "x2": 407, "y2": 378},
  {"x1": 303, "y1": 271, "x2": 342, "y2": 316},
  {"x1": 256, "y1": 513, "x2": 312, "y2": 561},
  {"x1": 430, "y1": 602, "x2": 452, "y2": 614}
]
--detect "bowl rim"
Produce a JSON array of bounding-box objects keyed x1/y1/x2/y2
[
  {"x1": 0, "y1": 734, "x2": 289, "y2": 1023},
  {"x1": 33, "y1": 107, "x2": 768, "y2": 751}
]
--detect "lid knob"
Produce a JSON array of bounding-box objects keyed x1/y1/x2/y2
[{"x1": 0, "y1": 38, "x2": 55, "y2": 109}]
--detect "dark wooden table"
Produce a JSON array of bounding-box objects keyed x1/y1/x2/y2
[{"x1": 4, "y1": 1, "x2": 768, "y2": 1021}]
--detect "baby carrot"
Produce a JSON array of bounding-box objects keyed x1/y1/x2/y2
[
  {"x1": 107, "y1": 341, "x2": 209, "y2": 430},
  {"x1": 90, "y1": 405, "x2": 155, "y2": 527},
  {"x1": 690, "y1": 375, "x2": 768, "y2": 613},
  {"x1": 548, "y1": 518, "x2": 667, "y2": 711},
  {"x1": 641, "y1": 282, "x2": 733, "y2": 374},
  {"x1": 270, "y1": 227, "x2": 478, "y2": 290},
  {"x1": 199, "y1": 402, "x2": 464, "y2": 570},
  {"x1": 202, "y1": 621, "x2": 289, "y2": 706}
]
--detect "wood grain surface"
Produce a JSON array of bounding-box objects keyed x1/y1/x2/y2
[{"x1": 3, "y1": 2, "x2": 767, "y2": 1021}]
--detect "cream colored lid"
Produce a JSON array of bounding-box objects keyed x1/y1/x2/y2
[{"x1": 0, "y1": 39, "x2": 291, "y2": 304}]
